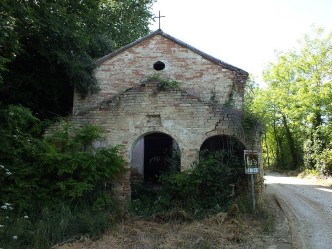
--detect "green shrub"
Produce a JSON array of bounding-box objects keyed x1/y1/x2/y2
[
  {"x1": 0, "y1": 108, "x2": 125, "y2": 210},
  {"x1": 131, "y1": 150, "x2": 246, "y2": 218},
  {"x1": 163, "y1": 150, "x2": 245, "y2": 212}
]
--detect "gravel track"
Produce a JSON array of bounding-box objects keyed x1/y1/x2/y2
[{"x1": 265, "y1": 172, "x2": 332, "y2": 249}]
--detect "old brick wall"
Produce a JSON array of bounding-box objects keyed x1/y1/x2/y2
[
  {"x1": 73, "y1": 34, "x2": 247, "y2": 114},
  {"x1": 71, "y1": 80, "x2": 254, "y2": 201}
]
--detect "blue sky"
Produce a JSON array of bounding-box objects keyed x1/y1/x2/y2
[{"x1": 149, "y1": 0, "x2": 332, "y2": 84}]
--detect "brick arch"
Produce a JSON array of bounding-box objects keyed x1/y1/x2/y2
[
  {"x1": 202, "y1": 129, "x2": 248, "y2": 151},
  {"x1": 128, "y1": 128, "x2": 184, "y2": 161},
  {"x1": 200, "y1": 134, "x2": 246, "y2": 156}
]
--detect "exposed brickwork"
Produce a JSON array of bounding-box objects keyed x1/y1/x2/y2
[
  {"x1": 73, "y1": 34, "x2": 247, "y2": 114},
  {"x1": 72, "y1": 80, "x2": 256, "y2": 200},
  {"x1": 71, "y1": 31, "x2": 261, "y2": 201}
]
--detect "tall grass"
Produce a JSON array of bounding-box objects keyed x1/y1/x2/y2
[{"x1": 0, "y1": 200, "x2": 118, "y2": 249}]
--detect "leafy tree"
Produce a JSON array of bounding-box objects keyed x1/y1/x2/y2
[
  {"x1": 0, "y1": 0, "x2": 155, "y2": 118},
  {"x1": 252, "y1": 27, "x2": 332, "y2": 172},
  {"x1": 97, "y1": 0, "x2": 155, "y2": 49},
  {"x1": 260, "y1": 52, "x2": 303, "y2": 169},
  {"x1": 242, "y1": 75, "x2": 262, "y2": 150}
]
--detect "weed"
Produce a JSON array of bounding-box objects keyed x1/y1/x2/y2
[
  {"x1": 304, "y1": 168, "x2": 320, "y2": 177},
  {"x1": 262, "y1": 212, "x2": 276, "y2": 234},
  {"x1": 146, "y1": 75, "x2": 180, "y2": 90}
]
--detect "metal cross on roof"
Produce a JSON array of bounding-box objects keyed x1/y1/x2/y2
[{"x1": 154, "y1": 11, "x2": 165, "y2": 29}]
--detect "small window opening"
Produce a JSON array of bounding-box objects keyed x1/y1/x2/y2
[{"x1": 153, "y1": 61, "x2": 165, "y2": 71}]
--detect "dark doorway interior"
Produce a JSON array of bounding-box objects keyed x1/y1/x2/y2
[{"x1": 144, "y1": 133, "x2": 173, "y2": 183}]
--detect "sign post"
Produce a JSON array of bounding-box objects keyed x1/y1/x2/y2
[{"x1": 244, "y1": 150, "x2": 260, "y2": 213}]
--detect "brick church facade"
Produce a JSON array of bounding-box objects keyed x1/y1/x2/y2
[{"x1": 71, "y1": 29, "x2": 259, "y2": 201}]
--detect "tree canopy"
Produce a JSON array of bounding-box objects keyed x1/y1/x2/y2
[
  {"x1": 251, "y1": 27, "x2": 332, "y2": 173},
  {"x1": 0, "y1": 0, "x2": 155, "y2": 118}
]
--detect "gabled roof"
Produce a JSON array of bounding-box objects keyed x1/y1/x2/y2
[{"x1": 96, "y1": 29, "x2": 248, "y2": 76}]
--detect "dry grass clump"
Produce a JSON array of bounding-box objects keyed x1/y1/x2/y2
[{"x1": 55, "y1": 205, "x2": 268, "y2": 249}]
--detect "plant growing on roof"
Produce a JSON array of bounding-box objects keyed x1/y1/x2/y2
[{"x1": 146, "y1": 75, "x2": 180, "y2": 91}]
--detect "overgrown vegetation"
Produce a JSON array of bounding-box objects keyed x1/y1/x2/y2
[
  {"x1": 146, "y1": 75, "x2": 180, "y2": 91},
  {"x1": 0, "y1": 105, "x2": 125, "y2": 248},
  {"x1": 0, "y1": 201, "x2": 119, "y2": 249},
  {"x1": 131, "y1": 149, "x2": 247, "y2": 219},
  {"x1": 0, "y1": 107, "x2": 267, "y2": 248},
  {"x1": 0, "y1": 2, "x2": 155, "y2": 245}
]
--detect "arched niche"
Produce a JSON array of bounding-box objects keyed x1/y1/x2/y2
[{"x1": 131, "y1": 132, "x2": 181, "y2": 185}]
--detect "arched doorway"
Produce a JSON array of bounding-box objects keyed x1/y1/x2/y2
[{"x1": 131, "y1": 132, "x2": 180, "y2": 184}]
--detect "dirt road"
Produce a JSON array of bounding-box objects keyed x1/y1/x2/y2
[{"x1": 265, "y1": 172, "x2": 332, "y2": 249}]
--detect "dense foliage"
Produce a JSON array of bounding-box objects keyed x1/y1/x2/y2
[
  {"x1": 131, "y1": 149, "x2": 247, "y2": 218},
  {"x1": 0, "y1": 106, "x2": 125, "y2": 210},
  {"x1": 0, "y1": 0, "x2": 155, "y2": 118},
  {"x1": 0, "y1": 1, "x2": 155, "y2": 247},
  {"x1": 250, "y1": 27, "x2": 332, "y2": 174},
  {"x1": 0, "y1": 105, "x2": 125, "y2": 247}
]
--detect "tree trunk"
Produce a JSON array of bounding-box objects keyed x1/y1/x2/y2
[
  {"x1": 281, "y1": 114, "x2": 298, "y2": 169},
  {"x1": 272, "y1": 119, "x2": 282, "y2": 167},
  {"x1": 264, "y1": 133, "x2": 270, "y2": 168}
]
